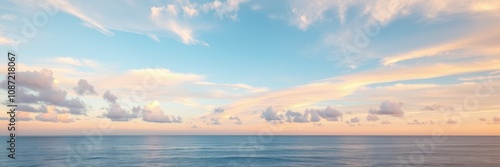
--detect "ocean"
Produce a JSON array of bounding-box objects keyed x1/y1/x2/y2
[{"x1": 1, "y1": 136, "x2": 499, "y2": 166}]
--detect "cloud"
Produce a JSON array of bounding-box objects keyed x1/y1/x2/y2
[
  {"x1": 350, "y1": 117, "x2": 360, "y2": 123},
  {"x1": 35, "y1": 106, "x2": 74, "y2": 123},
  {"x1": 288, "y1": 0, "x2": 500, "y2": 31},
  {"x1": 53, "y1": 0, "x2": 113, "y2": 36},
  {"x1": 261, "y1": 106, "x2": 283, "y2": 122},
  {"x1": 369, "y1": 101, "x2": 404, "y2": 117},
  {"x1": 183, "y1": 5, "x2": 199, "y2": 18},
  {"x1": 141, "y1": 100, "x2": 182, "y2": 123},
  {"x1": 202, "y1": 0, "x2": 248, "y2": 20},
  {"x1": 103, "y1": 90, "x2": 118, "y2": 103},
  {"x1": 479, "y1": 118, "x2": 487, "y2": 121},
  {"x1": 0, "y1": 69, "x2": 88, "y2": 115},
  {"x1": 74, "y1": 79, "x2": 97, "y2": 96},
  {"x1": 447, "y1": 119, "x2": 458, "y2": 124},
  {"x1": 420, "y1": 104, "x2": 455, "y2": 111},
  {"x1": 366, "y1": 114, "x2": 379, "y2": 121},
  {"x1": 261, "y1": 106, "x2": 342, "y2": 123},
  {"x1": 149, "y1": 4, "x2": 207, "y2": 45},
  {"x1": 104, "y1": 103, "x2": 141, "y2": 122},
  {"x1": 284, "y1": 110, "x2": 310, "y2": 123},
  {"x1": 192, "y1": 125, "x2": 199, "y2": 128},
  {"x1": 214, "y1": 107, "x2": 225, "y2": 113},
  {"x1": 315, "y1": 106, "x2": 343, "y2": 121},
  {"x1": 229, "y1": 116, "x2": 242, "y2": 124},
  {"x1": 493, "y1": 117, "x2": 500, "y2": 124},
  {"x1": 381, "y1": 120, "x2": 391, "y2": 124},
  {"x1": 17, "y1": 104, "x2": 48, "y2": 113},
  {"x1": 11, "y1": 0, "x2": 246, "y2": 46},
  {"x1": 408, "y1": 119, "x2": 427, "y2": 125},
  {"x1": 210, "y1": 117, "x2": 221, "y2": 125}
]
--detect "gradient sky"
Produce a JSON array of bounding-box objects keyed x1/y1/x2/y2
[{"x1": 0, "y1": 0, "x2": 499, "y2": 135}]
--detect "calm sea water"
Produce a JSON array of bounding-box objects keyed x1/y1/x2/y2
[{"x1": 1, "y1": 136, "x2": 499, "y2": 166}]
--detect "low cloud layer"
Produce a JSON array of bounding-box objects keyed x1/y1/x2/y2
[
  {"x1": 261, "y1": 106, "x2": 343, "y2": 123},
  {"x1": 369, "y1": 101, "x2": 404, "y2": 117}
]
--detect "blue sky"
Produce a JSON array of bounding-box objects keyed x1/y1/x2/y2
[{"x1": 0, "y1": 0, "x2": 499, "y2": 135}]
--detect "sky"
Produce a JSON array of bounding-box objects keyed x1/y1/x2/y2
[{"x1": 0, "y1": 0, "x2": 499, "y2": 135}]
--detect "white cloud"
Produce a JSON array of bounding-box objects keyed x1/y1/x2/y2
[
  {"x1": 53, "y1": 0, "x2": 113, "y2": 36},
  {"x1": 202, "y1": 0, "x2": 248, "y2": 20}
]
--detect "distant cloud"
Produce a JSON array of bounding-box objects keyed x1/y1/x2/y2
[
  {"x1": 102, "y1": 90, "x2": 142, "y2": 122},
  {"x1": 229, "y1": 116, "x2": 242, "y2": 124},
  {"x1": 192, "y1": 125, "x2": 199, "y2": 128},
  {"x1": 381, "y1": 120, "x2": 391, "y2": 124},
  {"x1": 493, "y1": 117, "x2": 500, "y2": 124},
  {"x1": 0, "y1": 69, "x2": 88, "y2": 115},
  {"x1": 214, "y1": 107, "x2": 225, "y2": 113},
  {"x1": 104, "y1": 103, "x2": 141, "y2": 122},
  {"x1": 366, "y1": 114, "x2": 379, "y2": 121},
  {"x1": 103, "y1": 90, "x2": 118, "y2": 103},
  {"x1": 284, "y1": 110, "x2": 310, "y2": 123},
  {"x1": 17, "y1": 104, "x2": 48, "y2": 113},
  {"x1": 74, "y1": 79, "x2": 97, "y2": 96},
  {"x1": 316, "y1": 106, "x2": 343, "y2": 121},
  {"x1": 350, "y1": 117, "x2": 360, "y2": 123},
  {"x1": 261, "y1": 106, "x2": 283, "y2": 122},
  {"x1": 447, "y1": 119, "x2": 458, "y2": 124},
  {"x1": 479, "y1": 118, "x2": 487, "y2": 121},
  {"x1": 261, "y1": 106, "x2": 342, "y2": 123},
  {"x1": 35, "y1": 107, "x2": 74, "y2": 123},
  {"x1": 420, "y1": 104, "x2": 454, "y2": 111},
  {"x1": 369, "y1": 101, "x2": 404, "y2": 117},
  {"x1": 210, "y1": 117, "x2": 221, "y2": 125},
  {"x1": 408, "y1": 119, "x2": 427, "y2": 125}
]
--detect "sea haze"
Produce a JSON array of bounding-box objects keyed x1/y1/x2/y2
[{"x1": 1, "y1": 136, "x2": 499, "y2": 166}]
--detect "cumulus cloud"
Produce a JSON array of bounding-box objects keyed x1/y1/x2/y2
[
  {"x1": 210, "y1": 117, "x2": 221, "y2": 125},
  {"x1": 0, "y1": 69, "x2": 88, "y2": 115},
  {"x1": 315, "y1": 106, "x2": 343, "y2": 121},
  {"x1": 74, "y1": 79, "x2": 97, "y2": 96},
  {"x1": 104, "y1": 103, "x2": 141, "y2": 122},
  {"x1": 261, "y1": 106, "x2": 283, "y2": 122},
  {"x1": 229, "y1": 116, "x2": 242, "y2": 124},
  {"x1": 261, "y1": 106, "x2": 342, "y2": 123},
  {"x1": 369, "y1": 101, "x2": 404, "y2": 117},
  {"x1": 366, "y1": 114, "x2": 379, "y2": 121},
  {"x1": 142, "y1": 100, "x2": 182, "y2": 123},
  {"x1": 101, "y1": 90, "x2": 143, "y2": 121},
  {"x1": 214, "y1": 107, "x2": 225, "y2": 113},
  {"x1": 350, "y1": 117, "x2": 360, "y2": 123},
  {"x1": 103, "y1": 90, "x2": 118, "y2": 103},
  {"x1": 284, "y1": 110, "x2": 309, "y2": 123}
]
